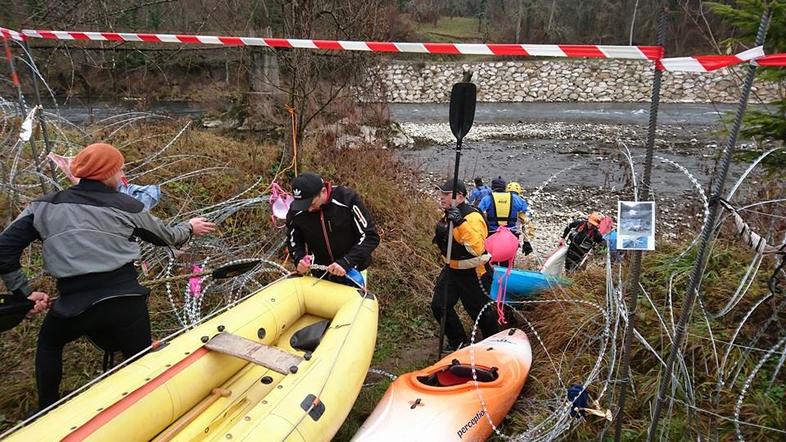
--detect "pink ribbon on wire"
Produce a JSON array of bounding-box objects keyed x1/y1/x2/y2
[{"x1": 188, "y1": 264, "x2": 203, "y2": 298}]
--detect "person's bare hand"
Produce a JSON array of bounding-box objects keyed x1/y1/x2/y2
[
  {"x1": 26, "y1": 291, "x2": 50, "y2": 317},
  {"x1": 326, "y1": 262, "x2": 346, "y2": 277},
  {"x1": 189, "y1": 217, "x2": 216, "y2": 236},
  {"x1": 296, "y1": 258, "x2": 311, "y2": 275}
]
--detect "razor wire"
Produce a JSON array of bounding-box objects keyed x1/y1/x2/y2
[{"x1": 1, "y1": 72, "x2": 785, "y2": 442}]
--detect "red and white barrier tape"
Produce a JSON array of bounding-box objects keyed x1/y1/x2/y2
[
  {"x1": 4, "y1": 25, "x2": 785, "y2": 70},
  {"x1": 0, "y1": 27, "x2": 25, "y2": 42},
  {"x1": 756, "y1": 53, "x2": 786, "y2": 67},
  {"x1": 19, "y1": 28, "x2": 663, "y2": 60},
  {"x1": 658, "y1": 46, "x2": 764, "y2": 72}
]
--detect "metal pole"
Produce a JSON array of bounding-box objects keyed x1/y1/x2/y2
[
  {"x1": 647, "y1": 10, "x2": 770, "y2": 441},
  {"x1": 2, "y1": 36, "x2": 26, "y2": 115},
  {"x1": 2, "y1": 36, "x2": 48, "y2": 194},
  {"x1": 612, "y1": 6, "x2": 666, "y2": 441},
  {"x1": 23, "y1": 40, "x2": 58, "y2": 183}
]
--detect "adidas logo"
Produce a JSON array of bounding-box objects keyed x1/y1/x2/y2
[{"x1": 293, "y1": 188, "x2": 302, "y2": 198}]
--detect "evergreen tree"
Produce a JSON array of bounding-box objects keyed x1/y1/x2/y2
[{"x1": 707, "y1": 0, "x2": 786, "y2": 143}]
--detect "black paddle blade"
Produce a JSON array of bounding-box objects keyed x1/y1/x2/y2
[
  {"x1": 211, "y1": 260, "x2": 263, "y2": 279},
  {"x1": 449, "y1": 82, "x2": 477, "y2": 143},
  {"x1": 0, "y1": 294, "x2": 34, "y2": 332}
]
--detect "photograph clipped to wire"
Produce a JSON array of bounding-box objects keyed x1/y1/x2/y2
[{"x1": 617, "y1": 201, "x2": 656, "y2": 251}]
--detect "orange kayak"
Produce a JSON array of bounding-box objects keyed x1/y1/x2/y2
[{"x1": 353, "y1": 328, "x2": 532, "y2": 441}]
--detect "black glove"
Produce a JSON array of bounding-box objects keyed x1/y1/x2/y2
[
  {"x1": 521, "y1": 241, "x2": 533, "y2": 256},
  {"x1": 445, "y1": 207, "x2": 464, "y2": 226}
]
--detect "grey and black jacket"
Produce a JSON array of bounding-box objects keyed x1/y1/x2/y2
[{"x1": 0, "y1": 179, "x2": 192, "y2": 317}]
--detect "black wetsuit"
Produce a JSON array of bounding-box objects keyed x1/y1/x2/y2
[{"x1": 562, "y1": 220, "x2": 604, "y2": 272}]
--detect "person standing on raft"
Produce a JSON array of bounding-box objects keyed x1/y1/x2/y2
[
  {"x1": 286, "y1": 172, "x2": 379, "y2": 286},
  {"x1": 0, "y1": 143, "x2": 216, "y2": 409},
  {"x1": 432, "y1": 179, "x2": 500, "y2": 352}
]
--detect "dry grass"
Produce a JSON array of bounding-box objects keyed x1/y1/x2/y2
[
  {"x1": 2, "y1": 119, "x2": 783, "y2": 441},
  {"x1": 0, "y1": 120, "x2": 442, "y2": 433},
  {"x1": 490, "y1": 240, "x2": 785, "y2": 441}
]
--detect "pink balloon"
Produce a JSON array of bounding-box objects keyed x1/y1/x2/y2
[
  {"x1": 485, "y1": 226, "x2": 519, "y2": 263},
  {"x1": 599, "y1": 216, "x2": 614, "y2": 235}
]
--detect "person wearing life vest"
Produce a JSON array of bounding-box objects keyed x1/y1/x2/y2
[
  {"x1": 562, "y1": 212, "x2": 604, "y2": 272},
  {"x1": 432, "y1": 178, "x2": 499, "y2": 352},
  {"x1": 286, "y1": 172, "x2": 380, "y2": 286},
  {"x1": 0, "y1": 143, "x2": 216, "y2": 409},
  {"x1": 477, "y1": 177, "x2": 529, "y2": 266},
  {"x1": 468, "y1": 177, "x2": 492, "y2": 207},
  {"x1": 504, "y1": 181, "x2": 535, "y2": 256}
]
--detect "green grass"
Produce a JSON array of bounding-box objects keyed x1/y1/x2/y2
[{"x1": 407, "y1": 15, "x2": 484, "y2": 42}]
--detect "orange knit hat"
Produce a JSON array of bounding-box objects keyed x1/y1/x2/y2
[{"x1": 70, "y1": 143, "x2": 125, "y2": 181}]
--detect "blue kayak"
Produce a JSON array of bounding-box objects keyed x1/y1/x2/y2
[{"x1": 488, "y1": 266, "x2": 568, "y2": 301}]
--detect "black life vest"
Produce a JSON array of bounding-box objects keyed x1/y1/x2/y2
[
  {"x1": 488, "y1": 192, "x2": 516, "y2": 230},
  {"x1": 434, "y1": 203, "x2": 479, "y2": 260}
]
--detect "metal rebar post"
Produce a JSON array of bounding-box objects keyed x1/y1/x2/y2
[
  {"x1": 23, "y1": 40, "x2": 58, "y2": 183},
  {"x1": 647, "y1": 9, "x2": 771, "y2": 441},
  {"x1": 613, "y1": 5, "x2": 667, "y2": 442},
  {"x1": 2, "y1": 36, "x2": 48, "y2": 194}
]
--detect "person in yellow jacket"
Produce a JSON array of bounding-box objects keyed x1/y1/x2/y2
[{"x1": 432, "y1": 179, "x2": 500, "y2": 351}]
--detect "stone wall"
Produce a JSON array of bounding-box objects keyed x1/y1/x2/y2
[{"x1": 365, "y1": 60, "x2": 780, "y2": 103}]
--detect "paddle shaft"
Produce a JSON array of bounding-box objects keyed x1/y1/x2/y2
[
  {"x1": 438, "y1": 138, "x2": 463, "y2": 359},
  {"x1": 153, "y1": 387, "x2": 231, "y2": 442},
  {"x1": 141, "y1": 259, "x2": 265, "y2": 286}
]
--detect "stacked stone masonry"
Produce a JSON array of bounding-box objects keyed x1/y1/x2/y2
[{"x1": 364, "y1": 60, "x2": 780, "y2": 103}]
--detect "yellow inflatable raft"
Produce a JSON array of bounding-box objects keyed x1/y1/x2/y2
[{"x1": 3, "y1": 275, "x2": 378, "y2": 441}]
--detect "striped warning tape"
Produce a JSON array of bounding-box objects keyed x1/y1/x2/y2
[
  {"x1": 756, "y1": 54, "x2": 786, "y2": 67},
  {"x1": 658, "y1": 46, "x2": 765, "y2": 72},
  {"x1": 18, "y1": 28, "x2": 664, "y2": 60},
  {"x1": 3, "y1": 26, "x2": 785, "y2": 70},
  {"x1": 0, "y1": 27, "x2": 25, "y2": 42}
]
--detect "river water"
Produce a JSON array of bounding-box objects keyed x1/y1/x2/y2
[
  {"x1": 389, "y1": 102, "x2": 746, "y2": 126},
  {"x1": 389, "y1": 102, "x2": 754, "y2": 197},
  {"x1": 46, "y1": 100, "x2": 751, "y2": 201}
]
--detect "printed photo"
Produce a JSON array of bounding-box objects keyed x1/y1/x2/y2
[{"x1": 617, "y1": 201, "x2": 655, "y2": 251}]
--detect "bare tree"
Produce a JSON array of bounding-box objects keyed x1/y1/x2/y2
[{"x1": 269, "y1": 0, "x2": 390, "y2": 164}]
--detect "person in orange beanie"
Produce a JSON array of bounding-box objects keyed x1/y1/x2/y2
[
  {"x1": 0, "y1": 142, "x2": 215, "y2": 409},
  {"x1": 70, "y1": 142, "x2": 126, "y2": 182}
]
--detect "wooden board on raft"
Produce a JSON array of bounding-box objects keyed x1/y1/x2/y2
[{"x1": 206, "y1": 332, "x2": 303, "y2": 374}]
